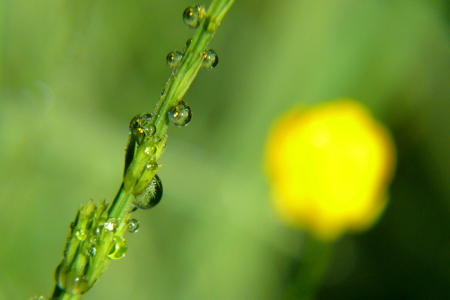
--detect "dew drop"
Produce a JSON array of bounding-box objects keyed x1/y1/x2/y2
[
  {"x1": 168, "y1": 101, "x2": 192, "y2": 127},
  {"x1": 64, "y1": 270, "x2": 89, "y2": 295},
  {"x1": 56, "y1": 268, "x2": 90, "y2": 296},
  {"x1": 75, "y1": 229, "x2": 87, "y2": 241},
  {"x1": 30, "y1": 296, "x2": 46, "y2": 300},
  {"x1": 104, "y1": 217, "x2": 117, "y2": 232},
  {"x1": 87, "y1": 247, "x2": 97, "y2": 257},
  {"x1": 129, "y1": 113, "x2": 155, "y2": 143},
  {"x1": 183, "y1": 5, "x2": 205, "y2": 29},
  {"x1": 166, "y1": 51, "x2": 183, "y2": 68},
  {"x1": 89, "y1": 236, "x2": 98, "y2": 245},
  {"x1": 202, "y1": 49, "x2": 219, "y2": 69},
  {"x1": 144, "y1": 145, "x2": 157, "y2": 155},
  {"x1": 146, "y1": 160, "x2": 158, "y2": 171},
  {"x1": 134, "y1": 174, "x2": 163, "y2": 209},
  {"x1": 108, "y1": 236, "x2": 128, "y2": 259},
  {"x1": 127, "y1": 218, "x2": 140, "y2": 233},
  {"x1": 147, "y1": 125, "x2": 156, "y2": 136},
  {"x1": 55, "y1": 261, "x2": 68, "y2": 288}
]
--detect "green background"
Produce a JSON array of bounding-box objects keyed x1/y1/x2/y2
[{"x1": 1, "y1": 0, "x2": 450, "y2": 299}]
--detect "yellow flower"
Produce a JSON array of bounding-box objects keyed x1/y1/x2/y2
[{"x1": 265, "y1": 99, "x2": 396, "y2": 241}]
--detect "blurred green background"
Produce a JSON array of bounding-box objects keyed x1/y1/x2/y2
[{"x1": 1, "y1": 0, "x2": 450, "y2": 299}]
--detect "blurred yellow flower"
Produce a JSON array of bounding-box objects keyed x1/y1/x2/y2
[{"x1": 265, "y1": 99, "x2": 396, "y2": 241}]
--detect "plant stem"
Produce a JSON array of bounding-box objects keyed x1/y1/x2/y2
[
  {"x1": 153, "y1": 0, "x2": 235, "y2": 137},
  {"x1": 49, "y1": 0, "x2": 234, "y2": 299},
  {"x1": 283, "y1": 234, "x2": 333, "y2": 300}
]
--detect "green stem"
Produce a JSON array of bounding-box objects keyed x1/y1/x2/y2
[
  {"x1": 49, "y1": 0, "x2": 235, "y2": 299},
  {"x1": 107, "y1": 184, "x2": 133, "y2": 222},
  {"x1": 153, "y1": 0, "x2": 235, "y2": 137},
  {"x1": 51, "y1": 286, "x2": 81, "y2": 300},
  {"x1": 283, "y1": 234, "x2": 333, "y2": 300}
]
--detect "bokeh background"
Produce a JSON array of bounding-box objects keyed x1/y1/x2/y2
[{"x1": 1, "y1": 0, "x2": 450, "y2": 299}]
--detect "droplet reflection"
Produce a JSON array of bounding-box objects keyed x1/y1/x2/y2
[
  {"x1": 134, "y1": 174, "x2": 163, "y2": 209},
  {"x1": 127, "y1": 218, "x2": 140, "y2": 233},
  {"x1": 202, "y1": 49, "x2": 219, "y2": 69},
  {"x1": 166, "y1": 51, "x2": 183, "y2": 68},
  {"x1": 183, "y1": 5, "x2": 205, "y2": 29},
  {"x1": 168, "y1": 101, "x2": 192, "y2": 127}
]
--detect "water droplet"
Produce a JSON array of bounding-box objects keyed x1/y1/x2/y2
[
  {"x1": 168, "y1": 101, "x2": 192, "y2": 127},
  {"x1": 87, "y1": 247, "x2": 97, "y2": 256},
  {"x1": 55, "y1": 261, "x2": 67, "y2": 288},
  {"x1": 108, "y1": 236, "x2": 128, "y2": 259},
  {"x1": 127, "y1": 218, "x2": 140, "y2": 233},
  {"x1": 64, "y1": 270, "x2": 89, "y2": 295},
  {"x1": 89, "y1": 236, "x2": 98, "y2": 244},
  {"x1": 95, "y1": 226, "x2": 101, "y2": 235},
  {"x1": 183, "y1": 38, "x2": 193, "y2": 52},
  {"x1": 104, "y1": 217, "x2": 117, "y2": 232},
  {"x1": 166, "y1": 51, "x2": 183, "y2": 68},
  {"x1": 30, "y1": 295, "x2": 46, "y2": 300},
  {"x1": 144, "y1": 145, "x2": 157, "y2": 155},
  {"x1": 57, "y1": 266, "x2": 90, "y2": 295},
  {"x1": 129, "y1": 113, "x2": 155, "y2": 143},
  {"x1": 202, "y1": 49, "x2": 219, "y2": 69},
  {"x1": 75, "y1": 229, "x2": 87, "y2": 241},
  {"x1": 147, "y1": 125, "x2": 156, "y2": 136},
  {"x1": 134, "y1": 174, "x2": 163, "y2": 209},
  {"x1": 183, "y1": 5, "x2": 205, "y2": 29},
  {"x1": 146, "y1": 160, "x2": 158, "y2": 171}
]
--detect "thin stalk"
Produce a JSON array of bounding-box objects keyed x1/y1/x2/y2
[
  {"x1": 49, "y1": 0, "x2": 235, "y2": 299},
  {"x1": 283, "y1": 234, "x2": 333, "y2": 300}
]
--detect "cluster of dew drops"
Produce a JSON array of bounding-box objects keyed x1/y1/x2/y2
[
  {"x1": 83, "y1": 4, "x2": 220, "y2": 259},
  {"x1": 107, "y1": 5, "x2": 219, "y2": 241},
  {"x1": 53, "y1": 217, "x2": 141, "y2": 295},
  {"x1": 125, "y1": 4, "x2": 220, "y2": 217},
  {"x1": 167, "y1": 5, "x2": 219, "y2": 70},
  {"x1": 166, "y1": 5, "x2": 219, "y2": 127},
  {"x1": 35, "y1": 6, "x2": 223, "y2": 300},
  {"x1": 66, "y1": 5, "x2": 220, "y2": 287},
  {"x1": 71, "y1": 216, "x2": 139, "y2": 262}
]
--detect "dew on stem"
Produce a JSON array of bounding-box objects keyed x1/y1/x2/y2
[
  {"x1": 104, "y1": 218, "x2": 117, "y2": 232},
  {"x1": 166, "y1": 51, "x2": 183, "y2": 68},
  {"x1": 168, "y1": 101, "x2": 192, "y2": 127},
  {"x1": 75, "y1": 229, "x2": 87, "y2": 241},
  {"x1": 57, "y1": 267, "x2": 90, "y2": 295},
  {"x1": 202, "y1": 49, "x2": 219, "y2": 69},
  {"x1": 133, "y1": 174, "x2": 163, "y2": 209},
  {"x1": 48, "y1": 0, "x2": 235, "y2": 297},
  {"x1": 108, "y1": 236, "x2": 128, "y2": 260},
  {"x1": 129, "y1": 113, "x2": 156, "y2": 141},
  {"x1": 87, "y1": 247, "x2": 97, "y2": 257},
  {"x1": 183, "y1": 5, "x2": 205, "y2": 29},
  {"x1": 127, "y1": 218, "x2": 140, "y2": 233}
]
